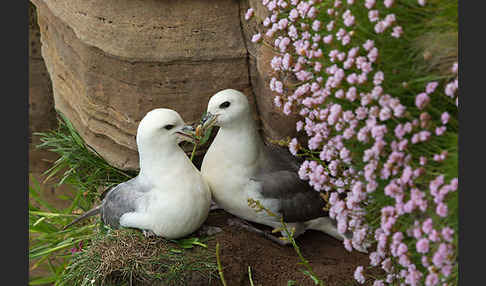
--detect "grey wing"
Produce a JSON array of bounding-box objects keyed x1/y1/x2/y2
[
  {"x1": 253, "y1": 144, "x2": 328, "y2": 222},
  {"x1": 101, "y1": 178, "x2": 149, "y2": 228},
  {"x1": 259, "y1": 143, "x2": 302, "y2": 173}
]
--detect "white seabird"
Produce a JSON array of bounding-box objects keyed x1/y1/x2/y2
[
  {"x1": 64, "y1": 108, "x2": 212, "y2": 239},
  {"x1": 200, "y1": 89, "x2": 345, "y2": 244}
]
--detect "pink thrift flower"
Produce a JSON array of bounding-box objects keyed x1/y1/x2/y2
[
  {"x1": 365, "y1": 0, "x2": 376, "y2": 9},
  {"x1": 425, "y1": 273, "x2": 438, "y2": 286},
  {"x1": 283, "y1": 102, "x2": 292, "y2": 115},
  {"x1": 363, "y1": 40, "x2": 375, "y2": 51},
  {"x1": 369, "y1": 10, "x2": 379, "y2": 22},
  {"x1": 374, "y1": 21, "x2": 386, "y2": 33},
  {"x1": 263, "y1": 17, "x2": 271, "y2": 27},
  {"x1": 415, "y1": 93, "x2": 430, "y2": 109},
  {"x1": 416, "y1": 238, "x2": 429, "y2": 253},
  {"x1": 373, "y1": 280, "x2": 385, "y2": 286},
  {"x1": 289, "y1": 138, "x2": 299, "y2": 156},
  {"x1": 419, "y1": 156, "x2": 427, "y2": 166},
  {"x1": 267, "y1": 0, "x2": 277, "y2": 11},
  {"x1": 323, "y1": 34, "x2": 333, "y2": 44},
  {"x1": 422, "y1": 218, "x2": 433, "y2": 234},
  {"x1": 379, "y1": 107, "x2": 392, "y2": 121},
  {"x1": 418, "y1": 0, "x2": 426, "y2": 6},
  {"x1": 354, "y1": 266, "x2": 366, "y2": 284},
  {"x1": 277, "y1": 0, "x2": 288, "y2": 8},
  {"x1": 384, "y1": 0, "x2": 394, "y2": 8},
  {"x1": 289, "y1": 8, "x2": 299, "y2": 21},
  {"x1": 452, "y1": 62, "x2": 458, "y2": 73},
  {"x1": 296, "y1": 121, "x2": 304, "y2": 131},
  {"x1": 442, "y1": 227, "x2": 454, "y2": 242},
  {"x1": 450, "y1": 177, "x2": 458, "y2": 190},
  {"x1": 441, "y1": 112, "x2": 450, "y2": 124},
  {"x1": 436, "y1": 203, "x2": 448, "y2": 217},
  {"x1": 307, "y1": 6, "x2": 317, "y2": 18},
  {"x1": 327, "y1": 20, "x2": 335, "y2": 31},
  {"x1": 426, "y1": 81, "x2": 439, "y2": 94},
  {"x1": 341, "y1": 35, "x2": 351, "y2": 46},
  {"x1": 244, "y1": 8, "x2": 254, "y2": 20},
  {"x1": 369, "y1": 251, "x2": 382, "y2": 266},
  {"x1": 343, "y1": 10, "x2": 355, "y2": 27},
  {"x1": 251, "y1": 33, "x2": 262, "y2": 43},
  {"x1": 442, "y1": 264, "x2": 453, "y2": 277},
  {"x1": 413, "y1": 227, "x2": 422, "y2": 239},
  {"x1": 445, "y1": 81, "x2": 457, "y2": 97},
  {"x1": 397, "y1": 243, "x2": 408, "y2": 256},
  {"x1": 368, "y1": 47, "x2": 379, "y2": 62},
  {"x1": 373, "y1": 71, "x2": 385, "y2": 85},
  {"x1": 432, "y1": 243, "x2": 450, "y2": 268},
  {"x1": 435, "y1": 126, "x2": 447, "y2": 136},
  {"x1": 391, "y1": 26, "x2": 403, "y2": 38},
  {"x1": 344, "y1": 238, "x2": 353, "y2": 252},
  {"x1": 398, "y1": 254, "x2": 411, "y2": 267},
  {"x1": 278, "y1": 18, "x2": 289, "y2": 30},
  {"x1": 385, "y1": 14, "x2": 396, "y2": 25}
]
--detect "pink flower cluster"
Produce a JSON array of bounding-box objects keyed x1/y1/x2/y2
[{"x1": 246, "y1": 0, "x2": 457, "y2": 285}]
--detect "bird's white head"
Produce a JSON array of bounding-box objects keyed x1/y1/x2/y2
[
  {"x1": 204, "y1": 89, "x2": 251, "y2": 128},
  {"x1": 136, "y1": 108, "x2": 194, "y2": 151}
]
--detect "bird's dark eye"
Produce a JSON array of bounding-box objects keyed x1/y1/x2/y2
[
  {"x1": 219, "y1": 101, "x2": 231, "y2": 109},
  {"x1": 164, "y1": 124, "x2": 174, "y2": 130}
]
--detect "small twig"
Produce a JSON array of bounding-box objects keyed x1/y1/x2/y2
[{"x1": 216, "y1": 243, "x2": 227, "y2": 286}]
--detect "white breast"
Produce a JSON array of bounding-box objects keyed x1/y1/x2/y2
[
  {"x1": 201, "y1": 151, "x2": 280, "y2": 227},
  {"x1": 145, "y1": 167, "x2": 211, "y2": 238}
]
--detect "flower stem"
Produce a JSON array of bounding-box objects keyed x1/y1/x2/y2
[{"x1": 190, "y1": 142, "x2": 198, "y2": 162}]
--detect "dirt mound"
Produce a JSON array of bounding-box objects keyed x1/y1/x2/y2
[{"x1": 206, "y1": 210, "x2": 370, "y2": 286}]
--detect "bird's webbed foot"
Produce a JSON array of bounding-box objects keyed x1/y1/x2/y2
[
  {"x1": 142, "y1": 229, "x2": 157, "y2": 238},
  {"x1": 209, "y1": 200, "x2": 221, "y2": 211},
  {"x1": 197, "y1": 225, "x2": 223, "y2": 237},
  {"x1": 227, "y1": 218, "x2": 290, "y2": 246}
]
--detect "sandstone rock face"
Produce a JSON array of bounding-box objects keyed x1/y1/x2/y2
[
  {"x1": 239, "y1": 0, "x2": 301, "y2": 142},
  {"x1": 29, "y1": 2, "x2": 57, "y2": 143},
  {"x1": 31, "y1": 0, "x2": 253, "y2": 170},
  {"x1": 31, "y1": 0, "x2": 299, "y2": 170}
]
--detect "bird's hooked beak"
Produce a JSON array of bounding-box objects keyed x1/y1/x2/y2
[
  {"x1": 175, "y1": 125, "x2": 199, "y2": 144},
  {"x1": 200, "y1": 112, "x2": 218, "y2": 130}
]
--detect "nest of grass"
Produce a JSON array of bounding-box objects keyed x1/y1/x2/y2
[{"x1": 60, "y1": 228, "x2": 218, "y2": 286}]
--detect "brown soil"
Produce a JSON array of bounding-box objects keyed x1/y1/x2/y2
[{"x1": 205, "y1": 210, "x2": 369, "y2": 286}]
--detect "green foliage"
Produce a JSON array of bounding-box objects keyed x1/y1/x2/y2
[
  {"x1": 35, "y1": 113, "x2": 137, "y2": 208},
  {"x1": 29, "y1": 176, "x2": 102, "y2": 285}
]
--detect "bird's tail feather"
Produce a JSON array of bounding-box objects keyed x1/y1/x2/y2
[
  {"x1": 306, "y1": 217, "x2": 369, "y2": 253},
  {"x1": 63, "y1": 205, "x2": 102, "y2": 230},
  {"x1": 305, "y1": 217, "x2": 346, "y2": 241}
]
